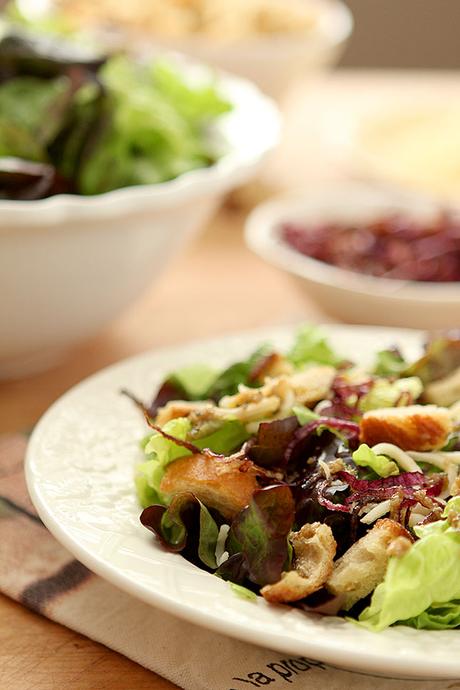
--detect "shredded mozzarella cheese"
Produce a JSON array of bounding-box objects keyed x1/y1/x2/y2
[
  {"x1": 371, "y1": 443, "x2": 421, "y2": 472},
  {"x1": 406, "y1": 450, "x2": 460, "y2": 470},
  {"x1": 215, "y1": 524, "x2": 230, "y2": 567},
  {"x1": 318, "y1": 459, "x2": 331, "y2": 480},
  {"x1": 360, "y1": 499, "x2": 391, "y2": 524}
]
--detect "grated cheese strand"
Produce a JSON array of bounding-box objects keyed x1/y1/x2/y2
[{"x1": 371, "y1": 443, "x2": 421, "y2": 473}]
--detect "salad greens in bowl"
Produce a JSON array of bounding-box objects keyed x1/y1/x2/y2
[
  {"x1": 127, "y1": 324, "x2": 460, "y2": 633},
  {"x1": 0, "y1": 25, "x2": 232, "y2": 199},
  {"x1": 0, "y1": 25, "x2": 280, "y2": 377}
]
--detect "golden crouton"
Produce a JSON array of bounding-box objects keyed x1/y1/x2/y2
[
  {"x1": 326, "y1": 518, "x2": 412, "y2": 610},
  {"x1": 359, "y1": 404, "x2": 452, "y2": 451},
  {"x1": 160, "y1": 453, "x2": 259, "y2": 520},
  {"x1": 289, "y1": 367, "x2": 336, "y2": 406},
  {"x1": 261, "y1": 522, "x2": 336, "y2": 603}
]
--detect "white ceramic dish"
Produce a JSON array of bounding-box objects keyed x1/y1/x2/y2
[
  {"x1": 245, "y1": 181, "x2": 460, "y2": 330},
  {"x1": 133, "y1": 0, "x2": 352, "y2": 100},
  {"x1": 348, "y1": 96, "x2": 460, "y2": 202},
  {"x1": 0, "y1": 64, "x2": 280, "y2": 379},
  {"x1": 26, "y1": 324, "x2": 460, "y2": 680}
]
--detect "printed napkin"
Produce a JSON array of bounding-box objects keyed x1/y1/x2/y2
[{"x1": 0, "y1": 434, "x2": 458, "y2": 690}]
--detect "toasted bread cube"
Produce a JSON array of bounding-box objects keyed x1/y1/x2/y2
[
  {"x1": 289, "y1": 366, "x2": 337, "y2": 406},
  {"x1": 160, "y1": 453, "x2": 258, "y2": 521},
  {"x1": 261, "y1": 522, "x2": 336, "y2": 603},
  {"x1": 326, "y1": 518, "x2": 412, "y2": 610},
  {"x1": 359, "y1": 404, "x2": 452, "y2": 451}
]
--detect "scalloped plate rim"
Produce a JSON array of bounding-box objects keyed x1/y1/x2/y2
[{"x1": 25, "y1": 323, "x2": 460, "y2": 681}]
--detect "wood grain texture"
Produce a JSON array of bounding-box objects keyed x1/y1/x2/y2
[{"x1": 0, "y1": 595, "x2": 176, "y2": 689}]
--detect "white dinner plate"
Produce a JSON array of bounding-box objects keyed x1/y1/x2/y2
[{"x1": 26, "y1": 324, "x2": 460, "y2": 680}]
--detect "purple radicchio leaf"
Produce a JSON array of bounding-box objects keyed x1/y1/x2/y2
[
  {"x1": 0, "y1": 157, "x2": 71, "y2": 200},
  {"x1": 292, "y1": 466, "x2": 360, "y2": 557},
  {"x1": 338, "y1": 470, "x2": 445, "y2": 508},
  {"x1": 140, "y1": 492, "x2": 219, "y2": 569},
  {"x1": 120, "y1": 385, "x2": 186, "y2": 423},
  {"x1": 284, "y1": 417, "x2": 360, "y2": 465},
  {"x1": 318, "y1": 376, "x2": 374, "y2": 420},
  {"x1": 226, "y1": 485, "x2": 295, "y2": 586},
  {"x1": 147, "y1": 379, "x2": 188, "y2": 417},
  {"x1": 214, "y1": 552, "x2": 249, "y2": 585},
  {"x1": 246, "y1": 416, "x2": 299, "y2": 469}
]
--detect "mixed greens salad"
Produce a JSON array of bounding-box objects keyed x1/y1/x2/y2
[
  {"x1": 0, "y1": 22, "x2": 231, "y2": 199},
  {"x1": 126, "y1": 326, "x2": 460, "y2": 631}
]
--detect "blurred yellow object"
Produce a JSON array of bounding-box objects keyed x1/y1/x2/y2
[
  {"x1": 56, "y1": 0, "x2": 319, "y2": 41},
  {"x1": 355, "y1": 105, "x2": 460, "y2": 201}
]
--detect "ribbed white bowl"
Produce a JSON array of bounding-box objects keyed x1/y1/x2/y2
[
  {"x1": 0, "y1": 63, "x2": 281, "y2": 378},
  {"x1": 245, "y1": 181, "x2": 460, "y2": 330}
]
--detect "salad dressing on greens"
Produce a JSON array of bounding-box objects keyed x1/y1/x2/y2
[
  {"x1": 128, "y1": 326, "x2": 460, "y2": 632},
  {"x1": 0, "y1": 25, "x2": 231, "y2": 199}
]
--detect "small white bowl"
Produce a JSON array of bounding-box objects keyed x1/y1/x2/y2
[
  {"x1": 146, "y1": 0, "x2": 353, "y2": 100},
  {"x1": 245, "y1": 181, "x2": 460, "y2": 330},
  {"x1": 0, "y1": 65, "x2": 280, "y2": 379}
]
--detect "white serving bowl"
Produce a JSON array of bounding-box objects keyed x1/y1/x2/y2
[
  {"x1": 146, "y1": 0, "x2": 353, "y2": 100},
  {"x1": 349, "y1": 96, "x2": 460, "y2": 203},
  {"x1": 0, "y1": 66, "x2": 280, "y2": 379},
  {"x1": 245, "y1": 181, "x2": 460, "y2": 330}
]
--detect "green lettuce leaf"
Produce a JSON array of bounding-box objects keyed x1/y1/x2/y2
[
  {"x1": 358, "y1": 509, "x2": 460, "y2": 631},
  {"x1": 136, "y1": 417, "x2": 192, "y2": 507},
  {"x1": 144, "y1": 417, "x2": 192, "y2": 462},
  {"x1": 288, "y1": 325, "x2": 342, "y2": 368},
  {"x1": 373, "y1": 348, "x2": 408, "y2": 377},
  {"x1": 0, "y1": 75, "x2": 72, "y2": 161},
  {"x1": 292, "y1": 405, "x2": 320, "y2": 425},
  {"x1": 443, "y1": 496, "x2": 460, "y2": 517},
  {"x1": 168, "y1": 363, "x2": 218, "y2": 400},
  {"x1": 403, "y1": 600, "x2": 460, "y2": 630},
  {"x1": 152, "y1": 60, "x2": 232, "y2": 123},
  {"x1": 360, "y1": 376, "x2": 423, "y2": 412},
  {"x1": 79, "y1": 56, "x2": 232, "y2": 194},
  {"x1": 135, "y1": 460, "x2": 164, "y2": 508},
  {"x1": 352, "y1": 444, "x2": 399, "y2": 478},
  {"x1": 205, "y1": 345, "x2": 271, "y2": 400},
  {"x1": 136, "y1": 417, "x2": 248, "y2": 507},
  {"x1": 193, "y1": 419, "x2": 249, "y2": 454},
  {"x1": 229, "y1": 583, "x2": 257, "y2": 601}
]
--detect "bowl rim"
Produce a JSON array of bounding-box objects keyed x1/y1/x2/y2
[
  {"x1": 0, "y1": 59, "x2": 281, "y2": 229},
  {"x1": 245, "y1": 184, "x2": 460, "y2": 302},
  {"x1": 144, "y1": 0, "x2": 353, "y2": 52}
]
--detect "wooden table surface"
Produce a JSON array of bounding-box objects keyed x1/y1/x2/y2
[{"x1": 1, "y1": 71, "x2": 456, "y2": 689}]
